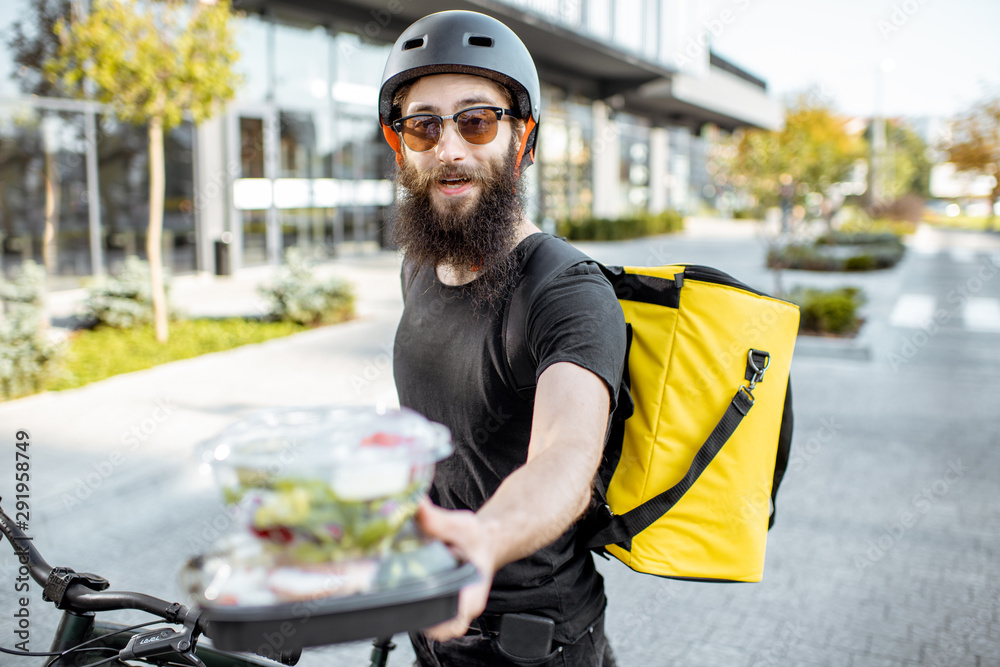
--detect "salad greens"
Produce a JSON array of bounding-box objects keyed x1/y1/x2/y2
[{"x1": 226, "y1": 474, "x2": 426, "y2": 563}]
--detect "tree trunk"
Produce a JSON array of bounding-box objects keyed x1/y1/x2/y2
[
  {"x1": 43, "y1": 148, "x2": 60, "y2": 276},
  {"x1": 991, "y1": 183, "x2": 999, "y2": 232},
  {"x1": 148, "y1": 116, "x2": 168, "y2": 343}
]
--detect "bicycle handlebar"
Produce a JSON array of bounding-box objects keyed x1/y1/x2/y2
[
  {"x1": 0, "y1": 500, "x2": 197, "y2": 623},
  {"x1": 0, "y1": 498, "x2": 304, "y2": 666},
  {"x1": 0, "y1": 499, "x2": 52, "y2": 586}
]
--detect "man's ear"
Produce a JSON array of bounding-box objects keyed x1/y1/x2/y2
[{"x1": 512, "y1": 119, "x2": 527, "y2": 143}]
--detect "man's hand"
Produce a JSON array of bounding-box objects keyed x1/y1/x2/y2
[{"x1": 415, "y1": 499, "x2": 498, "y2": 641}]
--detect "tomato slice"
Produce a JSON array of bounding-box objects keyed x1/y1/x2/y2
[
  {"x1": 361, "y1": 431, "x2": 408, "y2": 447},
  {"x1": 251, "y1": 526, "x2": 295, "y2": 543}
]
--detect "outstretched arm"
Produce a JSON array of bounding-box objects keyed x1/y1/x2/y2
[{"x1": 417, "y1": 360, "x2": 611, "y2": 641}]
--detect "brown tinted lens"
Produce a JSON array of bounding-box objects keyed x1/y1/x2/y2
[
  {"x1": 456, "y1": 108, "x2": 498, "y2": 145},
  {"x1": 401, "y1": 116, "x2": 441, "y2": 152}
]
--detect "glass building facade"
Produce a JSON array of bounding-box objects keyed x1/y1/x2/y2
[{"x1": 0, "y1": 0, "x2": 777, "y2": 284}]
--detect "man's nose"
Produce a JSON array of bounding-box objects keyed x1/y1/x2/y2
[{"x1": 434, "y1": 120, "x2": 469, "y2": 162}]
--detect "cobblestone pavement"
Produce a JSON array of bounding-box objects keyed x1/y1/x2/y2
[{"x1": 1, "y1": 221, "x2": 997, "y2": 666}]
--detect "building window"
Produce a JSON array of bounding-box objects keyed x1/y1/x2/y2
[
  {"x1": 233, "y1": 13, "x2": 271, "y2": 104},
  {"x1": 97, "y1": 115, "x2": 195, "y2": 275},
  {"x1": 0, "y1": 105, "x2": 89, "y2": 287},
  {"x1": 617, "y1": 113, "x2": 651, "y2": 215},
  {"x1": 538, "y1": 86, "x2": 593, "y2": 223}
]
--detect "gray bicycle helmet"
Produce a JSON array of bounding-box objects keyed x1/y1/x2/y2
[{"x1": 379, "y1": 10, "x2": 541, "y2": 172}]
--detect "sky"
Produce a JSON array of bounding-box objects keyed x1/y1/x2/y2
[{"x1": 706, "y1": 0, "x2": 1000, "y2": 120}]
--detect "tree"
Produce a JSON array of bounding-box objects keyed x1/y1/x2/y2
[
  {"x1": 719, "y1": 94, "x2": 867, "y2": 227},
  {"x1": 45, "y1": 0, "x2": 242, "y2": 342},
  {"x1": 884, "y1": 120, "x2": 932, "y2": 200},
  {"x1": 8, "y1": 0, "x2": 75, "y2": 276},
  {"x1": 944, "y1": 92, "x2": 1000, "y2": 227},
  {"x1": 9, "y1": 0, "x2": 73, "y2": 97}
]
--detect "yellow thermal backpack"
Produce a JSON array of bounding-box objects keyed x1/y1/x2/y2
[{"x1": 506, "y1": 234, "x2": 799, "y2": 583}]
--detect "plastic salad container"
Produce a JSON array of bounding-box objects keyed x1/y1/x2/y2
[{"x1": 182, "y1": 406, "x2": 460, "y2": 609}]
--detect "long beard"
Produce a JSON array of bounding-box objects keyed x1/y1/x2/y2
[{"x1": 389, "y1": 137, "x2": 526, "y2": 311}]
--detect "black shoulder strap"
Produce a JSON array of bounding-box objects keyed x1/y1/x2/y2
[
  {"x1": 770, "y1": 377, "x2": 793, "y2": 529},
  {"x1": 503, "y1": 234, "x2": 593, "y2": 400},
  {"x1": 401, "y1": 257, "x2": 419, "y2": 301}
]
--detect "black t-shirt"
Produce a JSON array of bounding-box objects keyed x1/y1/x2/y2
[{"x1": 393, "y1": 233, "x2": 627, "y2": 642}]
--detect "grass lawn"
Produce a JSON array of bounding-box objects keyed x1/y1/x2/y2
[{"x1": 46, "y1": 318, "x2": 309, "y2": 392}]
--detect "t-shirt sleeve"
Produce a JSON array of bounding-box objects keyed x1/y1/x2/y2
[{"x1": 525, "y1": 261, "x2": 627, "y2": 410}]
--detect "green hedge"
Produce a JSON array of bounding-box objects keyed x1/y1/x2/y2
[
  {"x1": 768, "y1": 231, "x2": 905, "y2": 272},
  {"x1": 789, "y1": 286, "x2": 866, "y2": 336},
  {"x1": 0, "y1": 261, "x2": 63, "y2": 399},
  {"x1": 556, "y1": 210, "x2": 684, "y2": 241},
  {"x1": 258, "y1": 248, "x2": 355, "y2": 326},
  {"x1": 82, "y1": 256, "x2": 172, "y2": 329}
]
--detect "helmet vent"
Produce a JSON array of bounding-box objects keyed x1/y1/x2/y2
[
  {"x1": 402, "y1": 37, "x2": 425, "y2": 50},
  {"x1": 466, "y1": 34, "x2": 494, "y2": 48}
]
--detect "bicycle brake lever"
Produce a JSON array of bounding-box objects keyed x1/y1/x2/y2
[{"x1": 120, "y1": 628, "x2": 206, "y2": 667}]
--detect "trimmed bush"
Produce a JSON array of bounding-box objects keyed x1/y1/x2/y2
[
  {"x1": 258, "y1": 248, "x2": 355, "y2": 326},
  {"x1": 82, "y1": 256, "x2": 170, "y2": 328},
  {"x1": 789, "y1": 286, "x2": 866, "y2": 336},
  {"x1": 0, "y1": 261, "x2": 64, "y2": 399},
  {"x1": 768, "y1": 231, "x2": 905, "y2": 272},
  {"x1": 557, "y1": 209, "x2": 684, "y2": 241}
]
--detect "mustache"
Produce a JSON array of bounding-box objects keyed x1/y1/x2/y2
[{"x1": 399, "y1": 161, "x2": 501, "y2": 194}]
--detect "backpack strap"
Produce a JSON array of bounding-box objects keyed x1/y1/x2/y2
[
  {"x1": 584, "y1": 382, "x2": 758, "y2": 551},
  {"x1": 503, "y1": 234, "x2": 593, "y2": 400},
  {"x1": 400, "y1": 256, "x2": 420, "y2": 301},
  {"x1": 770, "y1": 377, "x2": 793, "y2": 529}
]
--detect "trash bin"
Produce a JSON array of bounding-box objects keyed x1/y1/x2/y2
[{"x1": 215, "y1": 234, "x2": 232, "y2": 276}]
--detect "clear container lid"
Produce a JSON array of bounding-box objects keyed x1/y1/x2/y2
[
  {"x1": 184, "y1": 406, "x2": 456, "y2": 607},
  {"x1": 199, "y1": 406, "x2": 452, "y2": 501}
]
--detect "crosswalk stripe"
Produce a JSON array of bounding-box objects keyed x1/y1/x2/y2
[
  {"x1": 890, "y1": 294, "x2": 936, "y2": 328},
  {"x1": 963, "y1": 298, "x2": 1000, "y2": 333}
]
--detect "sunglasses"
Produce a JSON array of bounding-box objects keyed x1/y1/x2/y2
[{"x1": 392, "y1": 106, "x2": 517, "y2": 152}]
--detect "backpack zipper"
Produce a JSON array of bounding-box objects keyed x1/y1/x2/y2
[{"x1": 682, "y1": 265, "x2": 793, "y2": 303}]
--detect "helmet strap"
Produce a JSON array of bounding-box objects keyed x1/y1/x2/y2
[
  {"x1": 381, "y1": 123, "x2": 404, "y2": 167},
  {"x1": 514, "y1": 117, "x2": 537, "y2": 179}
]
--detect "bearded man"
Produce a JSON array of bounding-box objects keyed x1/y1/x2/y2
[{"x1": 380, "y1": 11, "x2": 627, "y2": 666}]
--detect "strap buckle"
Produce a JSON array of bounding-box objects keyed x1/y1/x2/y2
[
  {"x1": 736, "y1": 385, "x2": 756, "y2": 413},
  {"x1": 746, "y1": 350, "x2": 770, "y2": 391}
]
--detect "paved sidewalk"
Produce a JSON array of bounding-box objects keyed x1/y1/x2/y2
[{"x1": 1, "y1": 219, "x2": 997, "y2": 666}]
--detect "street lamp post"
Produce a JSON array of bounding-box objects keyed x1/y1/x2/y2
[{"x1": 871, "y1": 58, "x2": 895, "y2": 208}]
